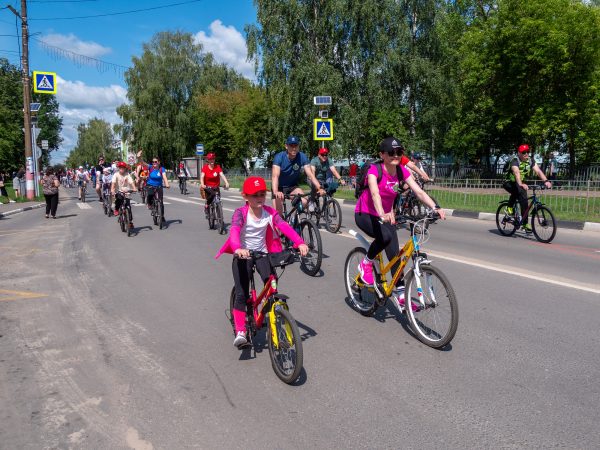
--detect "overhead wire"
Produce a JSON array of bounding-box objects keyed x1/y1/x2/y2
[{"x1": 29, "y1": 0, "x2": 204, "y2": 20}]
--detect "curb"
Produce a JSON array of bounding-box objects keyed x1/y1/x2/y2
[{"x1": 0, "y1": 203, "x2": 45, "y2": 218}]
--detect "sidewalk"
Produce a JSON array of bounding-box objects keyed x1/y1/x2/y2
[{"x1": 0, "y1": 200, "x2": 45, "y2": 219}]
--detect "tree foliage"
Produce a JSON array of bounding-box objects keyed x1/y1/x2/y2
[
  {"x1": 65, "y1": 118, "x2": 117, "y2": 168},
  {"x1": 0, "y1": 58, "x2": 63, "y2": 171}
]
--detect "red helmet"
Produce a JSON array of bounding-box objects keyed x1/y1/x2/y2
[
  {"x1": 205, "y1": 153, "x2": 216, "y2": 160},
  {"x1": 117, "y1": 161, "x2": 127, "y2": 169},
  {"x1": 179, "y1": 163, "x2": 184, "y2": 168},
  {"x1": 518, "y1": 144, "x2": 530, "y2": 153}
]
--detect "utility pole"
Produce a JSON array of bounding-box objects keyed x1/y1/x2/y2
[{"x1": 8, "y1": 1, "x2": 34, "y2": 199}]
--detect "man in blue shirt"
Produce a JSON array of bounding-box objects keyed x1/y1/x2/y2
[{"x1": 271, "y1": 136, "x2": 324, "y2": 213}]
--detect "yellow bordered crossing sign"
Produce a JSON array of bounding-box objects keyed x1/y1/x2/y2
[
  {"x1": 313, "y1": 118, "x2": 333, "y2": 141},
  {"x1": 33, "y1": 71, "x2": 57, "y2": 94}
]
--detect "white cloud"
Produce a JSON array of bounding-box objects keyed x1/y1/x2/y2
[
  {"x1": 51, "y1": 76, "x2": 127, "y2": 164},
  {"x1": 41, "y1": 33, "x2": 112, "y2": 58},
  {"x1": 194, "y1": 20, "x2": 255, "y2": 80}
]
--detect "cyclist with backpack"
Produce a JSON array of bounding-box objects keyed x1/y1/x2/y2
[
  {"x1": 355, "y1": 137, "x2": 444, "y2": 301},
  {"x1": 503, "y1": 144, "x2": 552, "y2": 233}
]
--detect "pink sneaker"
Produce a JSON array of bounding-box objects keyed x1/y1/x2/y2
[
  {"x1": 397, "y1": 290, "x2": 420, "y2": 313},
  {"x1": 358, "y1": 258, "x2": 374, "y2": 285}
]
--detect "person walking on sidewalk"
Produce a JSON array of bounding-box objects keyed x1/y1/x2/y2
[
  {"x1": 0, "y1": 172, "x2": 16, "y2": 204},
  {"x1": 41, "y1": 167, "x2": 60, "y2": 219}
]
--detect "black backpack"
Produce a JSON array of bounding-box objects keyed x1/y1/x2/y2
[{"x1": 354, "y1": 160, "x2": 404, "y2": 199}]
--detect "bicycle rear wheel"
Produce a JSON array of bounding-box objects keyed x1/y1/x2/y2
[
  {"x1": 531, "y1": 205, "x2": 556, "y2": 243},
  {"x1": 325, "y1": 198, "x2": 342, "y2": 233},
  {"x1": 159, "y1": 203, "x2": 164, "y2": 229},
  {"x1": 404, "y1": 264, "x2": 458, "y2": 348},
  {"x1": 299, "y1": 219, "x2": 322, "y2": 276},
  {"x1": 344, "y1": 247, "x2": 378, "y2": 316},
  {"x1": 268, "y1": 306, "x2": 303, "y2": 384},
  {"x1": 495, "y1": 202, "x2": 518, "y2": 236}
]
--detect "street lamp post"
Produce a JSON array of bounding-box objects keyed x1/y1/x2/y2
[{"x1": 8, "y1": 1, "x2": 34, "y2": 199}]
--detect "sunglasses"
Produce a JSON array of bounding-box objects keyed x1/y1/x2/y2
[{"x1": 384, "y1": 149, "x2": 403, "y2": 157}]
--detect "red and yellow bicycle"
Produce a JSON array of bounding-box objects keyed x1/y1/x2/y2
[{"x1": 228, "y1": 249, "x2": 303, "y2": 384}]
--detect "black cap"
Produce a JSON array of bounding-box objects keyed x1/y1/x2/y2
[{"x1": 379, "y1": 137, "x2": 405, "y2": 153}]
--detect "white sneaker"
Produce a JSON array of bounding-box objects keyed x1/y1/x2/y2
[
  {"x1": 233, "y1": 331, "x2": 248, "y2": 348},
  {"x1": 9, "y1": 200, "x2": 16, "y2": 203}
]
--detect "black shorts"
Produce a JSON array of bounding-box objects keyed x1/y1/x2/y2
[{"x1": 272, "y1": 185, "x2": 298, "y2": 198}]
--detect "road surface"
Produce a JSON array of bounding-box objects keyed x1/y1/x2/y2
[{"x1": 1, "y1": 185, "x2": 599, "y2": 449}]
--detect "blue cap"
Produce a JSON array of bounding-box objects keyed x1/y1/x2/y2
[
  {"x1": 286, "y1": 136, "x2": 300, "y2": 145},
  {"x1": 413, "y1": 152, "x2": 422, "y2": 159}
]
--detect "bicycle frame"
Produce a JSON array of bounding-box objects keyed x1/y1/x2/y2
[
  {"x1": 246, "y1": 261, "x2": 292, "y2": 348},
  {"x1": 350, "y1": 219, "x2": 433, "y2": 307}
]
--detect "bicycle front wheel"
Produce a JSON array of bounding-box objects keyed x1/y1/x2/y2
[
  {"x1": 344, "y1": 247, "x2": 378, "y2": 316},
  {"x1": 404, "y1": 264, "x2": 458, "y2": 348},
  {"x1": 531, "y1": 205, "x2": 556, "y2": 243},
  {"x1": 299, "y1": 219, "x2": 322, "y2": 276},
  {"x1": 325, "y1": 198, "x2": 342, "y2": 233},
  {"x1": 119, "y1": 212, "x2": 126, "y2": 232},
  {"x1": 216, "y1": 202, "x2": 226, "y2": 235},
  {"x1": 208, "y1": 204, "x2": 215, "y2": 230},
  {"x1": 495, "y1": 202, "x2": 518, "y2": 236},
  {"x1": 268, "y1": 306, "x2": 303, "y2": 384}
]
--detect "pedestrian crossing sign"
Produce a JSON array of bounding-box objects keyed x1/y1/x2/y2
[
  {"x1": 33, "y1": 71, "x2": 57, "y2": 94},
  {"x1": 313, "y1": 118, "x2": 334, "y2": 141}
]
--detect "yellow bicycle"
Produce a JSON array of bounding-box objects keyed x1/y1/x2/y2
[{"x1": 344, "y1": 215, "x2": 458, "y2": 348}]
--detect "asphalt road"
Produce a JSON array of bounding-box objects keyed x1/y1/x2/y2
[{"x1": 1, "y1": 185, "x2": 599, "y2": 449}]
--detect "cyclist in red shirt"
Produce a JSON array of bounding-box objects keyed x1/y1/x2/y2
[{"x1": 200, "y1": 153, "x2": 230, "y2": 216}]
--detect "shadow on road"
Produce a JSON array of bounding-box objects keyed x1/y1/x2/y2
[
  {"x1": 131, "y1": 225, "x2": 153, "y2": 235},
  {"x1": 162, "y1": 219, "x2": 183, "y2": 229},
  {"x1": 295, "y1": 320, "x2": 317, "y2": 342},
  {"x1": 54, "y1": 214, "x2": 78, "y2": 219}
]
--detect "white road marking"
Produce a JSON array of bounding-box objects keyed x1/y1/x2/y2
[
  {"x1": 164, "y1": 196, "x2": 202, "y2": 204},
  {"x1": 76, "y1": 203, "x2": 92, "y2": 209},
  {"x1": 333, "y1": 230, "x2": 600, "y2": 295}
]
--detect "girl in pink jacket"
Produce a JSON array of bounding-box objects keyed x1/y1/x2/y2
[{"x1": 216, "y1": 176, "x2": 308, "y2": 348}]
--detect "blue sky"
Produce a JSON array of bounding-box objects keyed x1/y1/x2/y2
[{"x1": 0, "y1": 0, "x2": 257, "y2": 162}]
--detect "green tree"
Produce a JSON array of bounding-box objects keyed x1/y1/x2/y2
[
  {"x1": 33, "y1": 93, "x2": 63, "y2": 167},
  {"x1": 0, "y1": 58, "x2": 24, "y2": 172},
  {"x1": 119, "y1": 31, "x2": 204, "y2": 166},
  {"x1": 66, "y1": 118, "x2": 117, "y2": 168}
]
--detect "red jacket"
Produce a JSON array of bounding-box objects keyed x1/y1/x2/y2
[{"x1": 215, "y1": 204, "x2": 304, "y2": 258}]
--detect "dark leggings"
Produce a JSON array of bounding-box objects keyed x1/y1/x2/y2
[
  {"x1": 355, "y1": 212, "x2": 403, "y2": 286},
  {"x1": 503, "y1": 181, "x2": 529, "y2": 225},
  {"x1": 232, "y1": 257, "x2": 274, "y2": 311},
  {"x1": 114, "y1": 194, "x2": 132, "y2": 220},
  {"x1": 147, "y1": 185, "x2": 164, "y2": 216},
  {"x1": 44, "y1": 193, "x2": 59, "y2": 217}
]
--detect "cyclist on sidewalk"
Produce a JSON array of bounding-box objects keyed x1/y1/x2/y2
[
  {"x1": 111, "y1": 162, "x2": 137, "y2": 225},
  {"x1": 215, "y1": 176, "x2": 308, "y2": 348},
  {"x1": 355, "y1": 137, "x2": 444, "y2": 306},
  {"x1": 503, "y1": 144, "x2": 552, "y2": 233},
  {"x1": 146, "y1": 157, "x2": 170, "y2": 218},
  {"x1": 200, "y1": 153, "x2": 229, "y2": 218},
  {"x1": 272, "y1": 136, "x2": 324, "y2": 214}
]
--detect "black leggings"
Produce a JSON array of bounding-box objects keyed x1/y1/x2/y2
[
  {"x1": 355, "y1": 212, "x2": 403, "y2": 286},
  {"x1": 232, "y1": 257, "x2": 274, "y2": 311},
  {"x1": 503, "y1": 181, "x2": 529, "y2": 224},
  {"x1": 44, "y1": 193, "x2": 59, "y2": 217},
  {"x1": 114, "y1": 194, "x2": 132, "y2": 220},
  {"x1": 147, "y1": 185, "x2": 164, "y2": 216}
]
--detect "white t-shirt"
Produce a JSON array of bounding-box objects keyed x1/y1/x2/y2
[
  {"x1": 112, "y1": 173, "x2": 135, "y2": 193},
  {"x1": 240, "y1": 209, "x2": 270, "y2": 253}
]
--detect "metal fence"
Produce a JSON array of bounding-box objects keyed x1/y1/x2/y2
[{"x1": 421, "y1": 179, "x2": 600, "y2": 221}]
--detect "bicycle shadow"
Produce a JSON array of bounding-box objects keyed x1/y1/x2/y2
[
  {"x1": 161, "y1": 218, "x2": 183, "y2": 229},
  {"x1": 131, "y1": 225, "x2": 153, "y2": 235},
  {"x1": 488, "y1": 228, "x2": 533, "y2": 241},
  {"x1": 295, "y1": 320, "x2": 318, "y2": 342},
  {"x1": 344, "y1": 296, "x2": 453, "y2": 352}
]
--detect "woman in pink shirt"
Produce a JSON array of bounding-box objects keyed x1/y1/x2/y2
[{"x1": 355, "y1": 137, "x2": 444, "y2": 300}]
